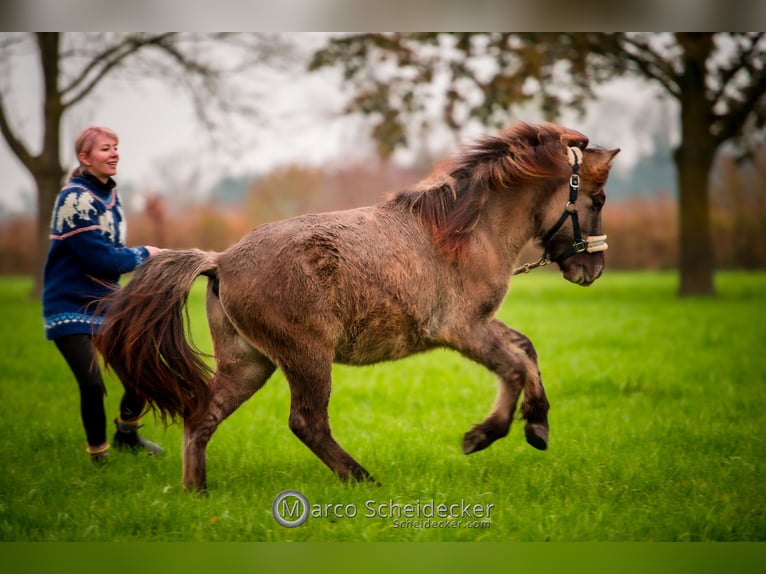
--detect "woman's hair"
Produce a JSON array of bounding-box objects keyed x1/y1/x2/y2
[{"x1": 69, "y1": 126, "x2": 119, "y2": 181}]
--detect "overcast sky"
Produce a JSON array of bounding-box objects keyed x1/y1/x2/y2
[{"x1": 0, "y1": 34, "x2": 676, "y2": 217}]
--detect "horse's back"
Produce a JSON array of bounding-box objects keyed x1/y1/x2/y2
[{"x1": 219, "y1": 205, "x2": 432, "y2": 283}]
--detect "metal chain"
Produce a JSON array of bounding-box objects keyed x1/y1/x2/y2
[{"x1": 512, "y1": 254, "x2": 551, "y2": 276}]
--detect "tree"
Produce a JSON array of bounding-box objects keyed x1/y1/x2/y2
[
  {"x1": 0, "y1": 32, "x2": 287, "y2": 296},
  {"x1": 310, "y1": 32, "x2": 766, "y2": 296}
]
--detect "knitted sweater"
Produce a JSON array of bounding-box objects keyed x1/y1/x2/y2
[{"x1": 42, "y1": 173, "x2": 149, "y2": 340}]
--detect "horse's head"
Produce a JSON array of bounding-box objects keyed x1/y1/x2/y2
[{"x1": 540, "y1": 145, "x2": 620, "y2": 286}]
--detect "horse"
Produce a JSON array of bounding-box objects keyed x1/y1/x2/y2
[{"x1": 93, "y1": 121, "x2": 619, "y2": 491}]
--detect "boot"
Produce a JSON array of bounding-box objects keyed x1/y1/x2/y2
[
  {"x1": 113, "y1": 417, "x2": 165, "y2": 456},
  {"x1": 87, "y1": 442, "x2": 110, "y2": 465}
]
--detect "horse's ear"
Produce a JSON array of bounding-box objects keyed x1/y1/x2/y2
[
  {"x1": 582, "y1": 147, "x2": 621, "y2": 187},
  {"x1": 586, "y1": 147, "x2": 621, "y2": 168},
  {"x1": 606, "y1": 148, "x2": 621, "y2": 166}
]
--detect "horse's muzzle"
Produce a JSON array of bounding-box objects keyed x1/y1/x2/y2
[{"x1": 559, "y1": 250, "x2": 605, "y2": 286}]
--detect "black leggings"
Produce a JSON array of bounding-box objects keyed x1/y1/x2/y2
[{"x1": 54, "y1": 334, "x2": 146, "y2": 447}]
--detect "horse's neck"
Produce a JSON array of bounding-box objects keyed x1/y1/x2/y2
[{"x1": 478, "y1": 187, "x2": 539, "y2": 268}]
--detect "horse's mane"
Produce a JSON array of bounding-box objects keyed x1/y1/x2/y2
[{"x1": 388, "y1": 122, "x2": 589, "y2": 261}]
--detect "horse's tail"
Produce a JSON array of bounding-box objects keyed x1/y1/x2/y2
[{"x1": 93, "y1": 248, "x2": 219, "y2": 426}]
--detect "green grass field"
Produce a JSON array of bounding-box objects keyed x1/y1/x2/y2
[{"x1": 0, "y1": 271, "x2": 764, "y2": 542}]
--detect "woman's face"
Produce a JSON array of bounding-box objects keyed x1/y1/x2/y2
[{"x1": 79, "y1": 135, "x2": 119, "y2": 183}]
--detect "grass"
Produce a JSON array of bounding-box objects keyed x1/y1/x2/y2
[{"x1": 0, "y1": 271, "x2": 764, "y2": 541}]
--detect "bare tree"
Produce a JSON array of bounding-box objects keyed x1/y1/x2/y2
[
  {"x1": 310, "y1": 32, "x2": 766, "y2": 296},
  {"x1": 0, "y1": 32, "x2": 289, "y2": 296}
]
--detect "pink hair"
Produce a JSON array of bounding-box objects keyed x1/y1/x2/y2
[{"x1": 69, "y1": 126, "x2": 119, "y2": 181}]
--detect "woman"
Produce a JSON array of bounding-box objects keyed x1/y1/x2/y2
[{"x1": 43, "y1": 126, "x2": 164, "y2": 463}]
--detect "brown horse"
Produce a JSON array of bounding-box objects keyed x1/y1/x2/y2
[{"x1": 94, "y1": 122, "x2": 619, "y2": 491}]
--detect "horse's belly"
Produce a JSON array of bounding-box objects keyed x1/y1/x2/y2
[{"x1": 334, "y1": 327, "x2": 432, "y2": 366}]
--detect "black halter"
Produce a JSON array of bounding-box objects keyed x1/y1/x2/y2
[{"x1": 513, "y1": 147, "x2": 607, "y2": 276}]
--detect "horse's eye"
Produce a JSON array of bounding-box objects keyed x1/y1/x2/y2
[{"x1": 592, "y1": 197, "x2": 605, "y2": 210}]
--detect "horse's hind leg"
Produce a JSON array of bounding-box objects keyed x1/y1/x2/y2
[
  {"x1": 183, "y1": 354, "x2": 275, "y2": 492},
  {"x1": 182, "y1": 282, "x2": 276, "y2": 492},
  {"x1": 453, "y1": 319, "x2": 549, "y2": 454},
  {"x1": 282, "y1": 357, "x2": 375, "y2": 483}
]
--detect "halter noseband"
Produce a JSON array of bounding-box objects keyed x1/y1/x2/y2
[{"x1": 513, "y1": 146, "x2": 608, "y2": 276}]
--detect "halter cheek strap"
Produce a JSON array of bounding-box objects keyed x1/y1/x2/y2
[{"x1": 513, "y1": 146, "x2": 608, "y2": 275}]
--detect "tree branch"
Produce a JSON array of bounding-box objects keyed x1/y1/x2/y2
[
  {"x1": 712, "y1": 65, "x2": 766, "y2": 145},
  {"x1": 710, "y1": 33, "x2": 764, "y2": 107},
  {"x1": 0, "y1": 92, "x2": 35, "y2": 171},
  {"x1": 618, "y1": 35, "x2": 682, "y2": 99},
  {"x1": 60, "y1": 33, "x2": 178, "y2": 109}
]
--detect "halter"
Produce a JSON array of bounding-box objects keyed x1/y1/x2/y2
[{"x1": 513, "y1": 147, "x2": 608, "y2": 276}]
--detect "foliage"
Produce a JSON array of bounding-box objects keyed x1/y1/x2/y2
[
  {"x1": 310, "y1": 33, "x2": 765, "y2": 159},
  {"x1": 1, "y1": 272, "x2": 764, "y2": 541},
  {"x1": 309, "y1": 33, "x2": 598, "y2": 156},
  {"x1": 242, "y1": 162, "x2": 425, "y2": 226}
]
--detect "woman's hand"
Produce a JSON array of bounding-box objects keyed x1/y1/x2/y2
[{"x1": 145, "y1": 246, "x2": 165, "y2": 257}]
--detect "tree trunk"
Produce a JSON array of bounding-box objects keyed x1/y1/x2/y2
[
  {"x1": 32, "y1": 171, "x2": 64, "y2": 298},
  {"x1": 31, "y1": 33, "x2": 65, "y2": 297},
  {"x1": 675, "y1": 34, "x2": 716, "y2": 297},
  {"x1": 675, "y1": 137, "x2": 716, "y2": 297}
]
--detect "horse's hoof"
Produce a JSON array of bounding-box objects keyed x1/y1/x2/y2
[
  {"x1": 182, "y1": 475, "x2": 209, "y2": 495},
  {"x1": 183, "y1": 484, "x2": 209, "y2": 496},
  {"x1": 359, "y1": 472, "x2": 381, "y2": 486},
  {"x1": 525, "y1": 423, "x2": 549, "y2": 450},
  {"x1": 346, "y1": 464, "x2": 379, "y2": 485},
  {"x1": 462, "y1": 427, "x2": 489, "y2": 455}
]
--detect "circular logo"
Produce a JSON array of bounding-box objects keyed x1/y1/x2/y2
[{"x1": 272, "y1": 489, "x2": 309, "y2": 528}]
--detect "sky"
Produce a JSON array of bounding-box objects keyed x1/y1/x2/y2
[{"x1": 0, "y1": 33, "x2": 677, "y2": 218}]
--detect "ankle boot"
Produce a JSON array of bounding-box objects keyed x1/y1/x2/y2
[
  {"x1": 87, "y1": 442, "x2": 110, "y2": 465},
  {"x1": 113, "y1": 417, "x2": 165, "y2": 456}
]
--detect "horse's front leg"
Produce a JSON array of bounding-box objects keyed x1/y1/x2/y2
[
  {"x1": 450, "y1": 319, "x2": 549, "y2": 454},
  {"x1": 511, "y1": 327, "x2": 550, "y2": 451}
]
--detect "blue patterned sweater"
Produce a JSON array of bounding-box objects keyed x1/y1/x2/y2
[{"x1": 42, "y1": 173, "x2": 149, "y2": 340}]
